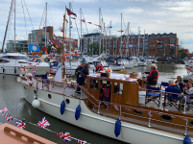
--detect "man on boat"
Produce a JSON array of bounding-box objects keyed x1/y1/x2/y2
[
  {"x1": 95, "y1": 62, "x2": 103, "y2": 73},
  {"x1": 147, "y1": 64, "x2": 159, "y2": 86}
]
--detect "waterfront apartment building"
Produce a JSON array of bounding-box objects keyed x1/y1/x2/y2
[
  {"x1": 28, "y1": 26, "x2": 53, "y2": 47},
  {"x1": 6, "y1": 40, "x2": 28, "y2": 52},
  {"x1": 102, "y1": 33, "x2": 179, "y2": 58}
]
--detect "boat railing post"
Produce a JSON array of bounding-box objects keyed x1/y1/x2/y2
[
  {"x1": 119, "y1": 105, "x2": 121, "y2": 117},
  {"x1": 98, "y1": 101, "x2": 101, "y2": 114},
  {"x1": 184, "y1": 119, "x2": 188, "y2": 135},
  {"x1": 183, "y1": 95, "x2": 187, "y2": 114}
]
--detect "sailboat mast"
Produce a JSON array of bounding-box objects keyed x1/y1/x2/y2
[
  {"x1": 69, "y1": 3, "x2": 72, "y2": 66},
  {"x1": 120, "y1": 13, "x2": 123, "y2": 57},
  {"x1": 80, "y1": 8, "x2": 82, "y2": 54},
  {"x1": 99, "y1": 8, "x2": 101, "y2": 55},
  {"x1": 137, "y1": 26, "x2": 140, "y2": 57},
  {"x1": 44, "y1": 2, "x2": 47, "y2": 48},
  {"x1": 14, "y1": 0, "x2": 16, "y2": 51},
  {"x1": 2, "y1": 0, "x2": 14, "y2": 52}
]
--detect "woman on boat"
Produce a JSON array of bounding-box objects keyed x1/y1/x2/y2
[
  {"x1": 183, "y1": 78, "x2": 193, "y2": 92},
  {"x1": 147, "y1": 64, "x2": 159, "y2": 86},
  {"x1": 175, "y1": 76, "x2": 184, "y2": 91},
  {"x1": 95, "y1": 62, "x2": 103, "y2": 73}
]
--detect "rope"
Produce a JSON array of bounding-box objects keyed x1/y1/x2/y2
[
  {"x1": 20, "y1": 0, "x2": 28, "y2": 37},
  {"x1": 23, "y1": 0, "x2": 34, "y2": 30}
]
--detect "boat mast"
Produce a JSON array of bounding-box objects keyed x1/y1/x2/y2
[
  {"x1": 137, "y1": 26, "x2": 140, "y2": 57},
  {"x1": 44, "y1": 2, "x2": 47, "y2": 48},
  {"x1": 79, "y1": 8, "x2": 82, "y2": 55},
  {"x1": 14, "y1": 0, "x2": 16, "y2": 51},
  {"x1": 142, "y1": 29, "x2": 145, "y2": 57},
  {"x1": 69, "y1": 2, "x2": 72, "y2": 67},
  {"x1": 62, "y1": 11, "x2": 66, "y2": 78},
  {"x1": 126, "y1": 22, "x2": 130, "y2": 57},
  {"x1": 120, "y1": 13, "x2": 123, "y2": 58},
  {"x1": 99, "y1": 8, "x2": 101, "y2": 55},
  {"x1": 2, "y1": 0, "x2": 14, "y2": 52}
]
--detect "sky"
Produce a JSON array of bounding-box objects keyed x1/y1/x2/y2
[{"x1": 0, "y1": 0, "x2": 193, "y2": 52}]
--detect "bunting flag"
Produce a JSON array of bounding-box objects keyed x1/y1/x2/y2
[
  {"x1": 76, "y1": 139, "x2": 87, "y2": 144},
  {"x1": 5, "y1": 113, "x2": 13, "y2": 122},
  {"x1": 42, "y1": 46, "x2": 47, "y2": 51},
  {"x1": 37, "y1": 117, "x2": 50, "y2": 128},
  {"x1": 117, "y1": 30, "x2": 124, "y2": 32},
  {"x1": 106, "y1": 26, "x2": 112, "y2": 29},
  {"x1": 16, "y1": 120, "x2": 26, "y2": 129},
  {"x1": 168, "y1": 44, "x2": 174, "y2": 47},
  {"x1": 81, "y1": 19, "x2": 85, "y2": 22},
  {"x1": 48, "y1": 40, "x2": 52, "y2": 46},
  {"x1": 0, "y1": 107, "x2": 8, "y2": 114},
  {"x1": 66, "y1": 7, "x2": 77, "y2": 17},
  {"x1": 156, "y1": 40, "x2": 161, "y2": 44},
  {"x1": 57, "y1": 132, "x2": 72, "y2": 141},
  {"x1": 113, "y1": 105, "x2": 119, "y2": 111},
  {"x1": 147, "y1": 111, "x2": 152, "y2": 117},
  {"x1": 87, "y1": 22, "x2": 92, "y2": 24}
]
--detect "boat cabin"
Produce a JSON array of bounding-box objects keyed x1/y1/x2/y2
[{"x1": 85, "y1": 73, "x2": 139, "y2": 106}]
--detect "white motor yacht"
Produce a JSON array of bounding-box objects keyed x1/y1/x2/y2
[{"x1": 0, "y1": 53, "x2": 49, "y2": 75}]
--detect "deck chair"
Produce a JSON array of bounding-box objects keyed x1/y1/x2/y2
[
  {"x1": 145, "y1": 86, "x2": 161, "y2": 107},
  {"x1": 183, "y1": 91, "x2": 193, "y2": 111},
  {"x1": 163, "y1": 87, "x2": 183, "y2": 111},
  {"x1": 160, "y1": 82, "x2": 169, "y2": 93}
]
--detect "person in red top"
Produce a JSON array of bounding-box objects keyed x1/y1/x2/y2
[
  {"x1": 95, "y1": 62, "x2": 103, "y2": 73},
  {"x1": 147, "y1": 64, "x2": 159, "y2": 86}
]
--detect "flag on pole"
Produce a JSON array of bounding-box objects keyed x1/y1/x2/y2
[
  {"x1": 29, "y1": 44, "x2": 40, "y2": 52},
  {"x1": 5, "y1": 113, "x2": 13, "y2": 122},
  {"x1": 66, "y1": 7, "x2": 77, "y2": 17},
  {"x1": 37, "y1": 117, "x2": 50, "y2": 128},
  {"x1": 16, "y1": 120, "x2": 26, "y2": 129}
]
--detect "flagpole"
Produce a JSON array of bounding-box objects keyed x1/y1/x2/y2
[
  {"x1": 80, "y1": 8, "x2": 82, "y2": 55},
  {"x1": 62, "y1": 8, "x2": 66, "y2": 79},
  {"x1": 44, "y1": 2, "x2": 47, "y2": 49},
  {"x1": 69, "y1": 2, "x2": 72, "y2": 68},
  {"x1": 120, "y1": 13, "x2": 122, "y2": 58}
]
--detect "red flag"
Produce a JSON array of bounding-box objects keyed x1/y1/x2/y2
[
  {"x1": 42, "y1": 46, "x2": 47, "y2": 51},
  {"x1": 66, "y1": 7, "x2": 77, "y2": 17}
]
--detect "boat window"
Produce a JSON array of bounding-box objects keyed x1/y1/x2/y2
[
  {"x1": 0, "y1": 59, "x2": 9, "y2": 63},
  {"x1": 18, "y1": 61, "x2": 28, "y2": 64},
  {"x1": 2, "y1": 56, "x2": 27, "y2": 59},
  {"x1": 90, "y1": 79, "x2": 98, "y2": 90},
  {"x1": 114, "y1": 82, "x2": 123, "y2": 95}
]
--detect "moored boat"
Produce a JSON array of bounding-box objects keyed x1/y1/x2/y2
[{"x1": 18, "y1": 71, "x2": 193, "y2": 144}]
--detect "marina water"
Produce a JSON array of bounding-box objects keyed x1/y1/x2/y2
[{"x1": 0, "y1": 63, "x2": 187, "y2": 144}]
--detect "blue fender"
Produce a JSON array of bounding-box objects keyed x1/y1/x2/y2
[
  {"x1": 184, "y1": 135, "x2": 192, "y2": 144},
  {"x1": 60, "y1": 101, "x2": 65, "y2": 115},
  {"x1": 75, "y1": 105, "x2": 81, "y2": 120},
  {"x1": 114, "y1": 118, "x2": 121, "y2": 137}
]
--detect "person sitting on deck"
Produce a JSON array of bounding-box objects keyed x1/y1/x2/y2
[
  {"x1": 165, "y1": 80, "x2": 182, "y2": 101},
  {"x1": 183, "y1": 78, "x2": 193, "y2": 92},
  {"x1": 175, "y1": 76, "x2": 184, "y2": 92},
  {"x1": 99, "y1": 83, "x2": 111, "y2": 109},
  {"x1": 95, "y1": 62, "x2": 104, "y2": 73},
  {"x1": 147, "y1": 64, "x2": 159, "y2": 86}
]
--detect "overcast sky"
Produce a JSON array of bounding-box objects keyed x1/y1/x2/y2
[{"x1": 0, "y1": 0, "x2": 193, "y2": 52}]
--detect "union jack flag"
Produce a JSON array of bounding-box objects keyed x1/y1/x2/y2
[
  {"x1": 16, "y1": 120, "x2": 26, "y2": 129},
  {"x1": 5, "y1": 113, "x2": 13, "y2": 122},
  {"x1": 57, "y1": 132, "x2": 72, "y2": 141},
  {"x1": 0, "y1": 107, "x2": 8, "y2": 114},
  {"x1": 76, "y1": 139, "x2": 87, "y2": 144},
  {"x1": 37, "y1": 117, "x2": 50, "y2": 128}
]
